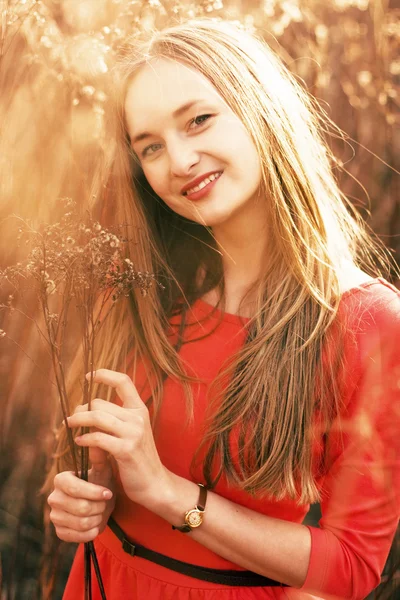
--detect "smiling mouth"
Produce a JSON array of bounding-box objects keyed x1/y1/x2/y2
[{"x1": 182, "y1": 171, "x2": 223, "y2": 196}]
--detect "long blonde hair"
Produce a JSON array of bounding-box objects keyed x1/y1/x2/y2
[{"x1": 54, "y1": 19, "x2": 391, "y2": 504}]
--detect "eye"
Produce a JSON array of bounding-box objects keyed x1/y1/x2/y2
[
  {"x1": 141, "y1": 143, "x2": 163, "y2": 158},
  {"x1": 188, "y1": 114, "x2": 213, "y2": 129}
]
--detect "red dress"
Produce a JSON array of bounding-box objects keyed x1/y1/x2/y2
[{"x1": 63, "y1": 278, "x2": 400, "y2": 600}]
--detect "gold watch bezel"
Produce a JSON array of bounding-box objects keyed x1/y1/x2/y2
[{"x1": 184, "y1": 508, "x2": 204, "y2": 528}]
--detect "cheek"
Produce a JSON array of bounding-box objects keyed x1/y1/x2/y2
[
  {"x1": 142, "y1": 166, "x2": 167, "y2": 197},
  {"x1": 142, "y1": 167, "x2": 181, "y2": 213},
  {"x1": 221, "y1": 123, "x2": 260, "y2": 174},
  {"x1": 239, "y1": 138, "x2": 262, "y2": 185}
]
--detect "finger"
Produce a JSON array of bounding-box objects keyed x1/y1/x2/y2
[
  {"x1": 52, "y1": 472, "x2": 113, "y2": 501},
  {"x1": 50, "y1": 508, "x2": 103, "y2": 533},
  {"x1": 53, "y1": 525, "x2": 100, "y2": 544},
  {"x1": 89, "y1": 445, "x2": 112, "y2": 474},
  {"x1": 86, "y1": 369, "x2": 143, "y2": 410},
  {"x1": 48, "y1": 489, "x2": 108, "y2": 517},
  {"x1": 74, "y1": 430, "x2": 132, "y2": 461},
  {"x1": 67, "y1": 410, "x2": 128, "y2": 434},
  {"x1": 74, "y1": 399, "x2": 128, "y2": 418}
]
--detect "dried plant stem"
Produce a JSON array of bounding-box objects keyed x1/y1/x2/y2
[
  {"x1": 84, "y1": 543, "x2": 92, "y2": 600},
  {"x1": 1, "y1": 209, "x2": 156, "y2": 600},
  {"x1": 89, "y1": 542, "x2": 107, "y2": 599},
  {"x1": 74, "y1": 276, "x2": 107, "y2": 599},
  {"x1": 40, "y1": 293, "x2": 79, "y2": 476}
]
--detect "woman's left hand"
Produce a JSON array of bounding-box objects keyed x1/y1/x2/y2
[{"x1": 67, "y1": 368, "x2": 170, "y2": 509}]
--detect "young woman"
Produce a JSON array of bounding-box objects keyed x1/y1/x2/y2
[{"x1": 47, "y1": 19, "x2": 400, "y2": 599}]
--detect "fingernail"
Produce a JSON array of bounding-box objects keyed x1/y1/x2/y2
[
  {"x1": 103, "y1": 490, "x2": 113, "y2": 499},
  {"x1": 74, "y1": 436, "x2": 82, "y2": 443}
]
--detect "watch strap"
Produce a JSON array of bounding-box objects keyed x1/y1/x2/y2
[
  {"x1": 196, "y1": 483, "x2": 207, "y2": 511},
  {"x1": 172, "y1": 483, "x2": 207, "y2": 533},
  {"x1": 174, "y1": 524, "x2": 192, "y2": 533}
]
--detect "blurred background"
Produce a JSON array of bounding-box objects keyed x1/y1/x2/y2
[{"x1": 0, "y1": 0, "x2": 399, "y2": 598}]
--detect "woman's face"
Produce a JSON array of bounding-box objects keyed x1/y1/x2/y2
[{"x1": 124, "y1": 58, "x2": 262, "y2": 228}]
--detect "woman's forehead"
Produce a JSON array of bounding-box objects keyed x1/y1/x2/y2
[{"x1": 124, "y1": 58, "x2": 222, "y2": 133}]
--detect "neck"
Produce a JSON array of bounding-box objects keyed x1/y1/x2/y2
[{"x1": 209, "y1": 198, "x2": 269, "y2": 314}]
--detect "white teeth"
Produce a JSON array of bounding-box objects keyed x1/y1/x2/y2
[{"x1": 185, "y1": 172, "x2": 221, "y2": 196}]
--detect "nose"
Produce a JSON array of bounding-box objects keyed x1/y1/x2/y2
[{"x1": 167, "y1": 136, "x2": 200, "y2": 178}]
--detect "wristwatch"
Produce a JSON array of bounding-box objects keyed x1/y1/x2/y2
[{"x1": 172, "y1": 483, "x2": 207, "y2": 533}]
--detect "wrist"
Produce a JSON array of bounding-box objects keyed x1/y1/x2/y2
[{"x1": 144, "y1": 470, "x2": 201, "y2": 529}]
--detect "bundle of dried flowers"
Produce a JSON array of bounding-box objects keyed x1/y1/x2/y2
[{"x1": 0, "y1": 198, "x2": 161, "y2": 599}]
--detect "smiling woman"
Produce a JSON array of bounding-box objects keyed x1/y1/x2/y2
[
  {"x1": 124, "y1": 58, "x2": 262, "y2": 231},
  {"x1": 47, "y1": 18, "x2": 400, "y2": 600}
]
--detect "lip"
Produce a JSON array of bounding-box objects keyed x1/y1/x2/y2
[
  {"x1": 183, "y1": 173, "x2": 222, "y2": 202},
  {"x1": 180, "y1": 171, "x2": 223, "y2": 195}
]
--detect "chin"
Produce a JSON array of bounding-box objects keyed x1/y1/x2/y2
[
  {"x1": 195, "y1": 205, "x2": 239, "y2": 226},
  {"x1": 168, "y1": 198, "x2": 238, "y2": 228}
]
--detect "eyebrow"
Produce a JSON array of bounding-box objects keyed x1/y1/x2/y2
[{"x1": 130, "y1": 100, "x2": 204, "y2": 145}]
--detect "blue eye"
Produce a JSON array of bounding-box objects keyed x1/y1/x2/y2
[
  {"x1": 140, "y1": 115, "x2": 212, "y2": 158},
  {"x1": 189, "y1": 114, "x2": 212, "y2": 128},
  {"x1": 142, "y1": 143, "x2": 162, "y2": 158}
]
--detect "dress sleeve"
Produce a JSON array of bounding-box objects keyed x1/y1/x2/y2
[{"x1": 300, "y1": 288, "x2": 400, "y2": 599}]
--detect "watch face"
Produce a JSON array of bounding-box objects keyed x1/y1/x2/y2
[{"x1": 185, "y1": 509, "x2": 203, "y2": 528}]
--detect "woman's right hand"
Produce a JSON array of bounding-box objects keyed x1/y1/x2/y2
[{"x1": 48, "y1": 446, "x2": 116, "y2": 543}]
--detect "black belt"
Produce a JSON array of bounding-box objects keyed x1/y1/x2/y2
[{"x1": 107, "y1": 517, "x2": 287, "y2": 587}]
